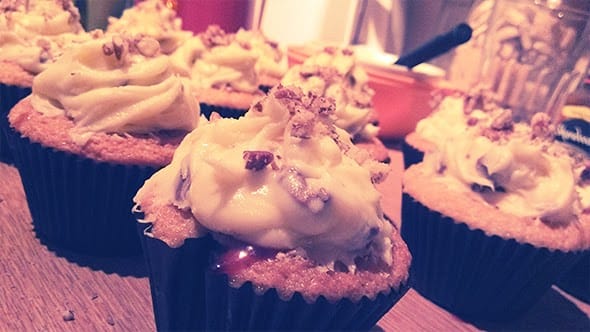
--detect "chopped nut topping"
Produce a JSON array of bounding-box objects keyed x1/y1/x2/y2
[
  {"x1": 278, "y1": 167, "x2": 330, "y2": 213},
  {"x1": 467, "y1": 117, "x2": 479, "y2": 126},
  {"x1": 199, "y1": 25, "x2": 232, "y2": 48},
  {"x1": 530, "y1": 112, "x2": 554, "y2": 139},
  {"x1": 243, "y1": 151, "x2": 274, "y2": 171},
  {"x1": 134, "y1": 37, "x2": 160, "y2": 57},
  {"x1": 490, "y1": 108, "x2": 514, "y2": 131}
]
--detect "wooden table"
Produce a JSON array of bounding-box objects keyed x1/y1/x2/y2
[{"x1": 1, "y1": 141, "x2": 589, "y2": 331}]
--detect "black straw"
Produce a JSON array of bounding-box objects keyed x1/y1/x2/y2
[{"x1": 395, "y1": 22, "x2": 472, "y2": 69}]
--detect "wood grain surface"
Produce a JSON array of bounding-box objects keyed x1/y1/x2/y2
[{"x1": 0, "y1": 143, "x2": 588, "y2": 331}]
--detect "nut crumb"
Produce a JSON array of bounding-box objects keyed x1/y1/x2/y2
[
  {"x1": 90, "y1": 293, "x2": 99, "y2": 300},
  {"x1": 62, "y1": 310, "x2": 75, "y2": 322},
  {"x1": 106, "y1": 315, "x2": 115, "y2": 326}
]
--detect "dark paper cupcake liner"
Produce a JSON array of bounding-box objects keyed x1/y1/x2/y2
[
  {"x1": 401, "y1": 137, "x2": 424, "y2": 169},
  {"x1": 555, "y1": 252, "x2": 590, "y2": 303},
  {"x1": 137, "y1": 223, "x2": 215, "y2": 331},
  {"x1": 140, "y1": 223, "x2": 410, "y2": 331},
  {"x1": 199, "y1": 102, "x2": 247, "y2": 120},
  {"x1": 0, "y1": 84, "x2": 31, "y2": 163},
  {"x1": 204, "y1": 272, "x2": 409, "y2": 331},
  {"x1": 8, "y1": 127, "x2": 158, "y2": 256},
  {"x1": 401, "y1": 193, "x2": 586, "y2": 321}
]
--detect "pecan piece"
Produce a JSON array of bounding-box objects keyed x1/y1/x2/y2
[
  {"x1": 243, "y1": 151, "x2": 274, "y2": 171},
  {"x1": 278, "y1": 167, "x2": 330, "y2": 213}
]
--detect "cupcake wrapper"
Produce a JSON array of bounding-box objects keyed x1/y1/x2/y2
[
  {"x1": 401, "y1": 193, "x2": 586, "y2": 321},
  {"x1": 8, "y1": 127, "x2": 158, "y2": 256},
  {"x1": 204, "y1": 272, "x2": 409, "y2": 331},
  {"x1": 0, "y1": 84, "x2": 31, "y2": 163},
  {"x1": 401, "y1": 138, "x2": 424, "y2": 169},
  {"x1": 138, "y1": 224, "x2": 215, "y2": 331},
  {"x1": 199, "y1": 103, "x2": 247, "y2": 120},
  {"x1": 555, "y1": 252, "x2": 590, "y2": 303},
  {"x1": 140, "y1": 226, "x2": 410, "y2": 331}
]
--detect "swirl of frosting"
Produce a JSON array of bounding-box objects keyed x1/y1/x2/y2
[
  {"x1": 424, "y1": 103, "x2": 589, "y2": 225},
  {"x1": 31, "y1": 34, "x2": 200, "y2": 145},
  {"x1": 134, "y1": 85, "x2": 393, "y2": 268},
  {"x1": 107, "y1": 0, "x2": 191, "y2": 54},
  {"x1": 0, "y1": 0, "x2": 85, "y2": 74},
  {"x1": 415, "y1": 95, "x2": 491, "y2": 145},
  {"x1": 281, "y1": 47, "x2": 378, "y2": 139},
  {"x1": 169, "y1": 25, "x2": 264, "y2": 93},
  {"x1": 234, "y1": 28, "x2": 287, "y2": 85}
]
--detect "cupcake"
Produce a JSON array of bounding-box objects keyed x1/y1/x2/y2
[
  {"x1": 106, "y1": 0, "x2": 192, "y2": 55},
  {"x1": 134, "y1": 85, "x2": 410, "y2": 330},
  {"x1": 281, "y1": 46, "x2": 389, "y2": 163},
  {"x1": 0, "y1": 0, "x2": 87, "y2": 162},
  {"x1": 8, "y1": 33, "x2": 200, "y2": 256},
  {"x1": 402, "y1": 107, "x2": 590, "y2": 320},
  {"x1": 169, "y1": 25, "x2": 287, "y2": 119}
]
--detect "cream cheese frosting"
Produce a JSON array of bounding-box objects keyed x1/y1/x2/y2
[
  {"x1": 420, "y1": 95, "x2": 590, "y2": 226},
  {"x1": 234, "y1": 28, "x2": 287, "y2": 85},
  {"x1": 281, "y1": 47, "x2": 378, "y2": 139},
  {"x1": 31, "y1": 34, "x2": 200, "y2": 145},
  {"x1": 106, "y1": 0, "x2": 191, "y2": 54},
  {"x1": 170, "y1": 25, "x2": 285, "y2": 94},
  {"x1": 134, "y1": 85, "x2": 393, "y2": 268},
  {"x1": 0, "y1": 0, "x2": 86, "y2": 74}
]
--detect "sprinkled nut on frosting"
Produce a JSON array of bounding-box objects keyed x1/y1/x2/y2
[
  {"x1": 30, "y1": 33, "x2": 200, "y2": 145},
  {"x1": 106, "y1": 0, "x2": 191, "y2": 54},
  {"x1": 418, "y1": 94, "x2": 589, "y2": 227},
  {"x1": 0, "y1": 0, "x2": 88, "y2": 74}
]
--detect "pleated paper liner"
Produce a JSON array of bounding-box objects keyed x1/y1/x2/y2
[
  {"x1": 401, "y1": 137, "x2": 424, "y2": 169},
  {"x1": 199, "y1": 102, "x2": 247, "y2": 120},
  {"x1": 0, "y1": 84, "x2": 31, "y2": 163},
  {"x1": 401, "y1": 193, "x2": 587, "y2": 321},
  {"x1": 137, "y1": 222, "x2": 215, "y2": 331},
  {"x1": 138, "y1": 223, "x2": 410, "y2": 331},
  {"x1": 8, "y1": 126, "x2": 158, "y2": 256},
  {"x1": 204, "y1": 273, "x2": 409, "y2": 331},
  {"x1": 555, "y1": 252, "x2": 590, "y2": 303}
]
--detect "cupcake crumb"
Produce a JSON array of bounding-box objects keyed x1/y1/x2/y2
[{"x1": 62, "y1": 310, "x2": 75, "y2": 322}]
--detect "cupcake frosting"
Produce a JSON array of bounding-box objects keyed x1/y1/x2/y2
[
  {"x1": 421, "y1": 96, "x2": 590, "y2": 226},
  {"x1": 106, "y1": 0, "x2": 191, "y2": 54},
  {"x1": 170, "y1": 25, "x2": 282, "y2": 94},
  {"x1": 281, "y1": 47, "x2": 378, "y2": 139},
  {"x1": 0, "y1": 0, "x2": 86, "y2": 73},
  {"x1": 135, "y1": 85, "x2": 393, "y2": 268},
  {"x1": 30, "y1": 34, "x2": 200, "y2": 145},
  {"x1": 234, "y1": 28, "x2": 287, "y2": 84}
]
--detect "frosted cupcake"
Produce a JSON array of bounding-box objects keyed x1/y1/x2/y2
[
  {"x1": 402, "y1": 108, "x2": 590, "y2": 320},
  {"x1": 281, "y1": 47, "x2": 388, "y2": 162},
  {"x1": 134, "y1": 85, "x2": 410, "y2": 330},
  {"x1": 106, "y1": 0, "x2": 192, "y2": 55},
  {"x1": 8, "y1": 34, "x2": 200, "y2": 256},
  {"x1": 0, "y1": 0, "x2": 87, "y2": 162},
  {"x1": 170, "y1": 25, "x2": 287, "y2": 118}
]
